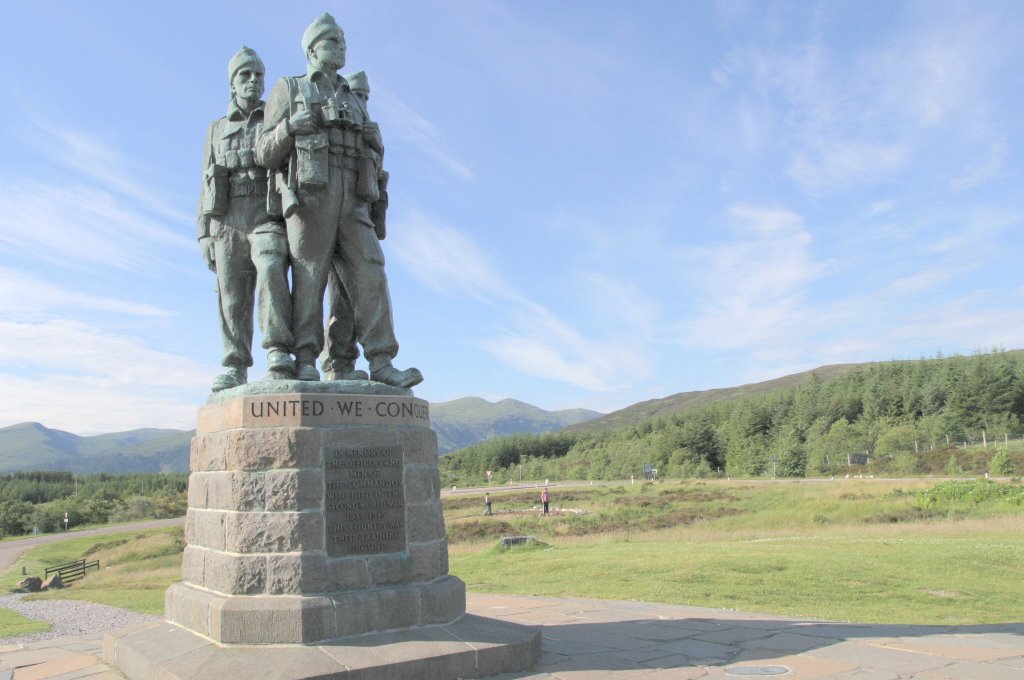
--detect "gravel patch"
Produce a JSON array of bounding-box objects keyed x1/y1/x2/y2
[{"x1": 0, "y1": 593, "x2": 158, "y2": 646}]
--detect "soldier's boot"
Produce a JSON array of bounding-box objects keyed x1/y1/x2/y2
[
  {"x1": 212, "y1": 366, "x2": 247, "y2": 392},
  {"x1": 295, "y1": 350, "x2": 321, "y2": 382},
  {"x1": 324, "y1": 365, "x2": 369, "y2": 381},
  {"x1": 370, "y1": 362, "x2": 423, "y2": 388},
  {"x1": 267, "y1": 349, "x2": 296, "y2": 380}
]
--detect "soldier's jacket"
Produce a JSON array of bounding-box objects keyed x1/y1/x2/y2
[
  {"x1": 257, "y1": 65, "x2": 382, "y2": 204},
  {"x1": 197, "y1": 100, "x2": 277, "y2": 239}
]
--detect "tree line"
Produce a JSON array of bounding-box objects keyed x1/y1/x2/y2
[
  {"x1": 0, "y1": 472, "x2": 187, "y2": 536},
  {"x1": 440, "y1": 350, "x2": 1024, "y2": 482}
]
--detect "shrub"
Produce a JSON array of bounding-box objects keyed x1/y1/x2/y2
[
  {"x1": 991, "y1": 448, "x2": 1014, "y2": 476},
  {"x1": 917, "y1": 479, "x2": 1024, "y2": 508}
]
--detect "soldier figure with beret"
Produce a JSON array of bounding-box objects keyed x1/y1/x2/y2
[
  {"x1": 257, "y1": 13, "x2": 422, "y2": 387},
  {"x1": 198, "y1": 46, "x2": 295, "y2": 392}
]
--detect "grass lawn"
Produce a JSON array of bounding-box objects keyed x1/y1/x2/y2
[
  {"x1": 2, "y1": 478, "x2": 1022, "y2": 624},
  {"x1": 1, "y1": 526, "x2": 183, "y2": 615},
  {"x1": 0, "y1": 608, "x2": 51, "y2": 637},
  {"x1": 447, "y1": 479, "x2": 1024, "y2": 625}
]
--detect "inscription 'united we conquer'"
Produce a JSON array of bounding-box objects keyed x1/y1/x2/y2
[
  {"x1": 249, "y1": 398, "x2": 429, "y2": 420},
  {"x1": 324, "y1": 444, "x2": 406, "y2": 557}
]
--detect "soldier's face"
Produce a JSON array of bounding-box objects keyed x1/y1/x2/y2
[
  {"x1": 232, "y1": 68, "x2": 264, "y2": 105},
  {"x1": 310, "y1": 35, "x2": 346, "y2": 72}
]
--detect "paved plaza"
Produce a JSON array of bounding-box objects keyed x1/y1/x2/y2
[{"x1": 2, "y1": 592, "x2": 1022, "y2": 679}]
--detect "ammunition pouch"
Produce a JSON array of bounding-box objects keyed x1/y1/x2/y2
[
  {"x1": 294, "y1": 132, "x2": 329, "y2": 190},
  {"x1": 356, "y1": 154, "x2": 380, "y2": 203},
  {"x1": 202, "y1": 163, "x2": 229, "y2": 217},
  {"x1": 371, "y1": 171, "x2": 389, "y2": 240},
  {"x1": 266, "y1": 172, "x2": 283, "y2": 218}
]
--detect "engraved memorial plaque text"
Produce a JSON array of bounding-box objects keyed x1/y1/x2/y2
[{"x1": 324, "y1": 444, "x2": 406, "y2": 556}]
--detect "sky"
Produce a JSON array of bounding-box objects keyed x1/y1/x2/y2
[{"x1": 1, "y1": 0, "x2": 1023, "y2": 434}]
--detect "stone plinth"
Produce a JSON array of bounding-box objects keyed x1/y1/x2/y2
[{"x1": 106, "y1": 381, "x2": 540, "y2": 679}]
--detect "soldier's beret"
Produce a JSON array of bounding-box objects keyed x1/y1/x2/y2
[
  {"x1": 228, "y1": 46, "x2": 264, "y2": 82},
  {"x1": 302, "y1": 13, "x2": 344, "y2": 55}
]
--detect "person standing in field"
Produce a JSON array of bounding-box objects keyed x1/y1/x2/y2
[
  {"x1": 541, "y1": 488, "x2": 550, "y2": 515},
  {"x1": 483, "y1": 492, "x2": 492, "y2": 516}
]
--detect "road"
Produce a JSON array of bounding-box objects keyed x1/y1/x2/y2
[{"x1": 0, "y1": 517, "x2": 185, "y2": 572}]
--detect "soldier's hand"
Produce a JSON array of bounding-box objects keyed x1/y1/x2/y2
[
  {"x1": 362, "y1": 122, "x2": 383, "y2": 153},
  {"x1": 289, "y1": 110, "x2": 316, "y2": 135},
  {"x1": 200, "y1": 237, "x2": 216, "y2": 272}
]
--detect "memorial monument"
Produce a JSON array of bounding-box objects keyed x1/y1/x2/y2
[{"x1": 104, "y1": 13, "x2": 539, "y2": 679}]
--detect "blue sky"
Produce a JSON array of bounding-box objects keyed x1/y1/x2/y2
[{"x1": 1, "y1": 1, "x2": 1022, "y2": 434}]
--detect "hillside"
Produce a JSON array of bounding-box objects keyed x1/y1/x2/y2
[
  {"x1": 0, "y1": 423, "x2": 192, "y2": 473},
  {"x1": 442, "y1": 350, "x2": 1024, "y2": 482},
  {"x1": 431, "y1": 397, "x2": 601, "y2": 454},
  {"x1": 564, "y1": 363, "x2": 860, "y2": 434},
  {"x1": 0, "y1": 397, "x2": 602, "y2": 470}
]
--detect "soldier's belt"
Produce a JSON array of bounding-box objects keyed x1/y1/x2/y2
[
  {"x1": 229, "y1": 182, "x2": 269, "y2": 197},
  {"x1": 330, "y1": 143, "x2": 361, "y2": 156},
  {"x1": 327, "y1": 154, "x2": 359, "y2": 169}
]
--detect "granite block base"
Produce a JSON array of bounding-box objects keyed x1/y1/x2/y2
[
  {"x1": 164, "y1": 577, "x2": 466, "y2": 644},
  {"x1": 104, "y1": 614, "x2": 541, "y2": 680}
]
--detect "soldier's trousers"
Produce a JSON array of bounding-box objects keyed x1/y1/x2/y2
[
  {"x1": 213, "y1": 227, "x2": 292, "y2": 368},
  {"x1": 320, "y1": 264, "x2": 359, "y2": 374},
  {"x1": 286, "y1": 166, "x2": 399, "y2": 370}
]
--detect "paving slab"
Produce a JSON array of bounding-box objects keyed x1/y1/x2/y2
[
  {"x1": 2, "y1": 592, "x2": 1022, "y2": 678},
  {"x1": 910, "y1": 662, "x2": 1020, "y2": 680},
  {"x1": 14, "y1": 654, "x2": 100, "y2": 680}
]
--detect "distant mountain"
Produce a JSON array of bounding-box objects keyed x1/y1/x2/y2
[
  {"x1": 0, "y1": 397, "x2": 603, "y2": 471},
  {"x1": 430, "y1": 397, "x2": 602, "y2": 454},
  {"x1": 562, "y1": 363, "x2": 861, "y2": 434},
  {"x1": 0, "y1": 422, "x2": 192, "y2": 474}
]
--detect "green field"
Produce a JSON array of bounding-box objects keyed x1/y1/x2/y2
[
  {"x1": 0, "y1": 607, "x2": 51, "y2": 637},
  {"x1": 2, "y1": 526, "x2": 182, "y2": 615},
  {"x1": 447, "y1": 479, "x2": 1024, "y2": 624},
  {"x1": 2, "y1": 479, "x2": 1022, "y2": 625}
]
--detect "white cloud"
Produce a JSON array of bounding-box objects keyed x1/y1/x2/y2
[
  {"x1": 868, "y1": 200, "x2": 895, "y2": 216},
  {"x1": 0, "y1": 320, "x2": 212, "y2": 390},
  {"x1": 391, "y1": 212, "x2": 512, "y2": 303},
  {"x1": 0, "y1": 319, "x2": 215, "y2": 433},
  {"x1": 884, "y1": 266, "x2": 956, "y2": 297},
  {"x1": 891, "y1": 303, "x2": 1024, "y2": 353},
  {"x1": 0, "y1": 178, "x2": 194, "y2": 272},
  {"x1": 680, "y1": 205, "x2": 828, "y2": 350},
  {"x1": 923, "y1": 208, "x2": 1019, "y2": 255},
  {"x1": 372, "y1": 88, "x2": 473, "y2": 180},
  {"x1": 36, "y1": 126, "x2": 192, "y2": 224},
  {"x1": 949, "y1": 135, "x2": 1009, "y2": 191},
  {"x1": 789, "y1": 140, "x2": 908, "y2": 195},
  {"x1": 390, "y1": 212, "x2": 644, "y2": 392},
  {"x1": 712, "y1": 4, "x2": 1014, "y2": 195},
  {"x1": 0, "y1": 374, "x2": 201, "y2": 434},
  {"x1": 576, "y1": 272, "x2": 656, "y2": 334},
  {"x1": 0, "y1": 268, "x2": 171, "y2": 317},
  {"x1": 480, "y1": 335, "x2": 609, "y2": 392}
]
